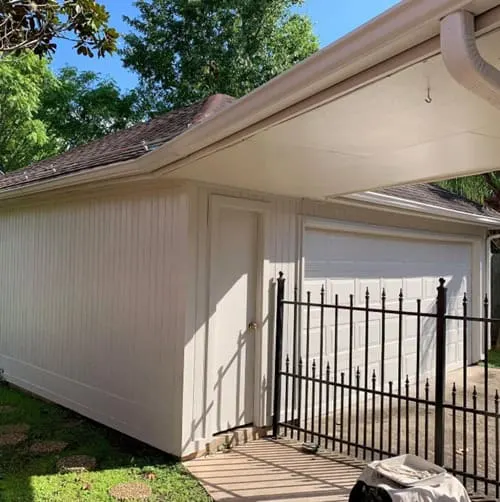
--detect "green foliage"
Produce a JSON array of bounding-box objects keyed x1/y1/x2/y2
[
  {"x1": 0, "y1": 385, "x2": 210, "y2": 501},
  {"x1": 0, "y1": 54, "x2": 59, "y2": 172},
  {"x1": 485, "y1": 349, "x2": 500, "y2": 368},
  {"x1": 122, "y1": 0, "x2": 319, "y2": 111},
  {"x1": 438, "y1": 175, "x2": 497, "y2": 205},
  {"x1": 38, "y1": 67, "x2": 144, "y2": 150},
  {"x1": 0, "y1": 0, "x2": 118, "y2": 58},
  {"x1": 0, "y1": 59, "x2": 142, "y2": 172}
]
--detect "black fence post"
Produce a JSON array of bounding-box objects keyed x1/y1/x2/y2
[
  {"x1": 272, "y1": 272, "x2": 285, "y2": 438},
  {"x1": 435, "y1": 278, "x2": 447, "y2": 466}
]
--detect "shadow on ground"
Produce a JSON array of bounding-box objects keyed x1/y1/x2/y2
[{"x1": 0, "y1": 384, "x2": 208, "y2": 502}]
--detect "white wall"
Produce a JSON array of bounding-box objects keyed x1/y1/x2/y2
[
  {"x1": 181, "y1": 182, "x2": 487, "y2": 457},
  {"x1": 0, "y1": 183, "x2": 189, "y2": 456},
  {"x1": 0, "y1": 177, "x2": 486, "y2": 459}
]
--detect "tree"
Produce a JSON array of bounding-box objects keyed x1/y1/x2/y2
[
  {"x1": 439, "y1": 174, "x2": 500, "y2": 207},
  {"x1": 122, "y1": 0, "x2": 319, "y2": 111},
  {"x1": 38, "y1": 67, "x2": 143, "y2": 150},
  {"x1": 0, "y1": 0, "x2": 118, "y2": 58},
  {"x1": 0, "y1": 54, "x2": 59, "y2": 172}
]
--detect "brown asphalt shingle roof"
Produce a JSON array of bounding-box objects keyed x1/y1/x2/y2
[
  {"x1": 376, "y1": 183, "x2": 500, "y2": 219},
  {"x1": 0, "y1": 93, "x2": 236, "y2": 190},
  {"x1": 0, "y1": 92, "x2": 497, "y2": 221}
]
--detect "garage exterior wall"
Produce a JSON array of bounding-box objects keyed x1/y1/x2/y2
[
  {"x1": 0, "y1": 183, "x2": 189, "y2": 456},
  {"x1": 0, "y1": 178, "x2": 488, "y2": 459},
  {"x1": 181, "y1": 182, "x2": 487, "y2": 457}
]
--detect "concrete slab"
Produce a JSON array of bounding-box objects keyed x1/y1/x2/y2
[{"x1": 184, "y1": 438, "x2": 363, "y2": 501}]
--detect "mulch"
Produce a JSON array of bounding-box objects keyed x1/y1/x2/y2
[
  {"x1": 29, "y1": 441, "x2": 68, "y2": 454},
  {"x1": 109, "y1": 482, "x2": 152, "y2": 500},
  {"x1": 0, "y1": 432, "x2": 27, "y2": 446},
  {"x1": 57, "y1": 455, "x2": 97, "y2": 473},
  {"x1": 0, "y1": 423, "x2": 29, "y2": 434}
]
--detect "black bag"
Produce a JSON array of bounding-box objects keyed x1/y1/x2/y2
[{"x1": 349, "y1": 480, "x2": 392, "y2": 502}]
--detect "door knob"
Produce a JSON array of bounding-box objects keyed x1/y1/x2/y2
[{"x1": 248, "y1": 321, "x2": 257, "y2": 330}]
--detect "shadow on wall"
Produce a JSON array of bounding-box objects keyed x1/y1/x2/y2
[
  {"x1": 183, "y1": 205, "x2": 278, "y2": 454},
  {"x1": 183, "y1": 218, "x2": 473, "y2": 454},
  {"x1": 184, "y1": 268, "x2": 467, "y2": 455},
  {"x1": 182, "y1": 276, "x2": 276, "y2": 455}
]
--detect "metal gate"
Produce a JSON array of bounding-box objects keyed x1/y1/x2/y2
[{"x1": 272, "y1": 273, "x2": 500, "y2": 497}]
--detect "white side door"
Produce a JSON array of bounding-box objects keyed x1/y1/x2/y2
[{"x1": 208, "y1": 199, "x2": 262, "y2": 433}]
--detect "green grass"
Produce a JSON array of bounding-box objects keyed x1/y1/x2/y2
[
  {"x1": 485, "y1": 349, "x2": 500, "y2": 368},
  {"x1": 0, "y1": 384, "x2": 211, "y2": 501}
]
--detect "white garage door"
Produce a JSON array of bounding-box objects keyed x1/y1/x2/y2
[{"x1": 303, "y1": 227, "x2": 471, "y2": 386}]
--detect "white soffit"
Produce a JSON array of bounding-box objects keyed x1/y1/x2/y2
[{"x1": 169, "y1": 24, "x2": 500, "y2": 199}]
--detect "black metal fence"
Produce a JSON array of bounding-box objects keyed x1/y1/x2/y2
[{"x1": 272, "y1": 272, "x2": 500, "y2": 497}]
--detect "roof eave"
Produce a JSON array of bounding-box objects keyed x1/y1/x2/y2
[
  {"x1": 2, "y1": 0, "x2": 500, "y2": 201},
  {"x1": 343, "y1": 191, "x2": 500, "y2": 227}
]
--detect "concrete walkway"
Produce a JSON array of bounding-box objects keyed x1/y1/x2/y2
[{"x1": 184, "y1": 439, "x2": 364, "y2": 501}]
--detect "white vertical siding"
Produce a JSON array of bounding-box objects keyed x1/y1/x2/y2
[
  {"x1": 0, "y1": 186, "x2": 189, "y2": 456},
  {"x1": 1, "y1": 179, "x2": 485, "y2": 459},
  {"x1": 181, "y1": 182, "x2": 487, "y2": 457}
]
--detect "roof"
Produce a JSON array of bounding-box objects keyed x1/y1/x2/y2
[
  {"x1": 0, "y1": 93, "x2": 235, "y2": 190},
  {"x1": 0, "y1": 90, "x2": 497, "y2": 222},
  {"x1": 375, "y1": 183, "x2": 500, "y2": 219},
  {"x1": 2, "y1": 1, "x2": 499, "y2": 210}
]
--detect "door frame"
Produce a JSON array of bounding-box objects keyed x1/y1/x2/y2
[{"x1": 207, "y1": 194, "x2": 270, "y2": 434}]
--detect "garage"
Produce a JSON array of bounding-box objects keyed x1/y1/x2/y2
[{"x1": 302, "y1": 222, "x2": 472, "y2": 386}]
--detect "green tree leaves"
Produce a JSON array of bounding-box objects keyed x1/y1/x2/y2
[
  {"x1": 38, "y1": 67, "x2": 144, "y2": 150},
  {"x1": 122, "y1": 0, "x2": 319, "y2": 111},
  {"x1": 0, "y1": 0, "x2": 118, "y2": 58},
  {"x1": 439, "y1": 173, "x2": 500, "y2": 209},
  {"x1": 0, "y1": 0, "x2": 319, "y2": 173},
  {"x1": 0, "y1": 54, "x2": 59, "y2": 172},
  {"x1": 0, "y1": 59, "x2": 143, "y2": 172}
]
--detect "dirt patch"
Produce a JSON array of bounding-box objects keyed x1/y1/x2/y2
[
  {"x1": 0, "y1": 432, "x2": 27, "y2": 446},
  {"x1": 0, "y1": 423, "x2": 29, "y2": 434},
  {"x1": 29, "y1": 441, "x2": 68, "y2": 454},
  {"x1": 57, "y1": 455, "x2": 97, "y2": 473},
  {"x1": 109, "y1": 482, "x2": 152, "y2": 500},
  {"x1": 0, "y1": 405, "x2": 15, "y2": 413},
  {"x1": 62, "y1": 419, "x2": 84, "y2": 429}
]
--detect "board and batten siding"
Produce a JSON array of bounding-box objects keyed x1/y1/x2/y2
[
  {"x1": 181, "y1": 182, "x2": 487, "y2": 457},
  {"x1": 0, "y1": 185, "x2": 189, "y2": 456}
]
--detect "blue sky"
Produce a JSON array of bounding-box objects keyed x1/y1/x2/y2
[{"x1": 51, "y1": 0, "x2": 399, "y2": 91}]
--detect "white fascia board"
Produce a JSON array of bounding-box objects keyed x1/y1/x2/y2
[{"x1": 344, "y1": 191, "x2": 500, "y2": 227}]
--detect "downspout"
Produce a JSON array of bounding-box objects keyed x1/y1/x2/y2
[
  {"x1": 441, "y1": 10, "x2": 500, "y2": 110},
  {"x1": 441, "y1": 10, "x2": 500, "y2": 352}
]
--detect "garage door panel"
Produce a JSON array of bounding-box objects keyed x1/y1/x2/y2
[
  {"x1": 405, "y1": 356, "x2": 417, "y2": 378},
  {"x1": 303, "y1": 228, "x2": 471, "y2": 382},
  {"x1": 384, "y1": 318, "x2": 400, "y2": 343},
  {"x1": 358, "y1": 279, "x2": 381, "y2": 300},
  {"x1": 303, "y1": 279, "x2": 324, "y2": 299},
  {"x1": 382, "y1": 278, "x2": 404, "y2": 300},
  {"x1": 356, "y1": 319, "x2": 381, "y2": 349},
  {"x1": 404, "y1": 314, "x2": 420, "y2": 336},
  {"x1": 327, "y1": 279, "x2": 355, "y2": 303},
  {"x1": 305, "y1": 327, "x2": 322, "y2": 358},
  {"x1": 405, "y1": 278, "x2": 423, "y2": 299}
]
